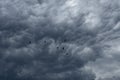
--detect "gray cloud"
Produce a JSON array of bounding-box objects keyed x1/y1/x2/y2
[{"x1": 0, "y1": 0, "x2": 120, "y2": 80}]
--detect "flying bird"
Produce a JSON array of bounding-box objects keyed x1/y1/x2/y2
[{"x1": 28, "y1": 41, "x2": 32, "y2": 44}]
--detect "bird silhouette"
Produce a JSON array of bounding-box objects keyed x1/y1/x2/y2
[{"x1": 28, "y1": 41, "x2": 32, "y2": 44}]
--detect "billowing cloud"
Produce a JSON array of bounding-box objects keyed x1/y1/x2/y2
[{"x1": 0, "y1": 0, "x2": 120, "y2": 80}]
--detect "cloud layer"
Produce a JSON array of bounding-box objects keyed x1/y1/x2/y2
[{"x1": 0, "y1": 0, "x2": 120, "y2": 80}]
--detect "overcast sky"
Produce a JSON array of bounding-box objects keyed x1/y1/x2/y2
[{"x1": 0, "y1": 0, "x2": 120, "y2": 80}]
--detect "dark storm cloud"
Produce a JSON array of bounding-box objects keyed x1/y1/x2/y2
[{"x1": 0, "y1": 0, "x2": 120, "y2": 80}]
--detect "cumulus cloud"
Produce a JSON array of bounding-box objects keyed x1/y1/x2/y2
[{"x1": 0, "y1": 0, "x2": 120, "y2": 80}]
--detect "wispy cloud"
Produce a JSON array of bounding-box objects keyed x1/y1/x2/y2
[{"x1": 0, "y1": 0, "x2": 120, "y2": 80}]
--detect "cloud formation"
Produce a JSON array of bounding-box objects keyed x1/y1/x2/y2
[{"x1": 0, "y1": 0, "x2": 120, "y2": 80}]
